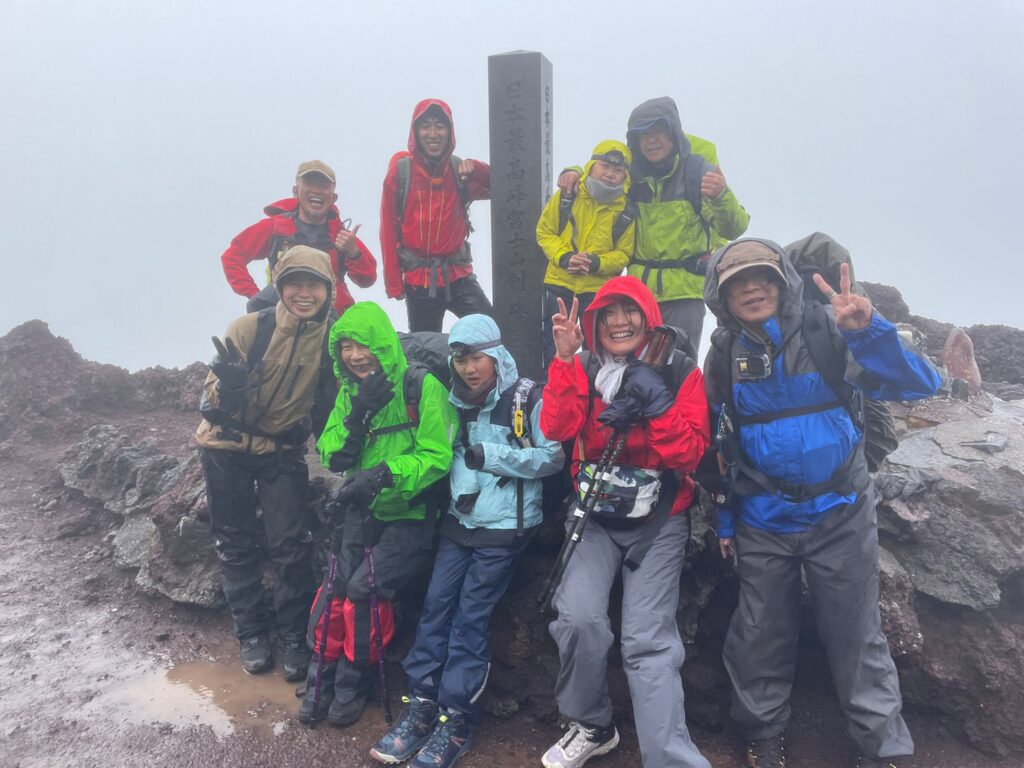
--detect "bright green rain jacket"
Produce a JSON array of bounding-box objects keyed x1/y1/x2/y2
[
  {"x1": 317, "y1": 302, "x2": 456, "y2": 523},
  {"x1": 625, "y1": 96, "x2": 750, "y2": 302}
]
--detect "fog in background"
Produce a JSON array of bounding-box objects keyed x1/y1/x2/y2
[{"x1": 2, "y1": 0, "x2": 1021, "y2": 371}]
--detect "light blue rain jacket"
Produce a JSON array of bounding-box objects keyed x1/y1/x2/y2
[{"x1": 447, "y1": 314, "x2": 564, "y2": 532}]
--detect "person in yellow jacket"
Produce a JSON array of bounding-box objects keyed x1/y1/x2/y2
[{"x1": 536, "y1": 140, "x2": 635, "y2": 367}]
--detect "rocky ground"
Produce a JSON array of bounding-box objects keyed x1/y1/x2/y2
[{"x1": 1, "y1": 305, "x2": 1021, "y2": 768}]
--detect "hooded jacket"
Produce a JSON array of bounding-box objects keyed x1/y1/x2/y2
[
  {"x1": 445, "y1": 315, "x2": 564, "y2": 542},
  {"x1": 625, "y1": 97, "x2": 750, "y2": 302},
  {"x1": 703, "y1": 238, "x2": 941, "y2": 537},
  {"x1": 317, "y1": 302, "x2": 457, "y2": 523},
  {"x1": 221, "y1": 197, "x2": 377, "y2": 315},
  {"x1": 537, "y1": 140, "x2": 635, "y2": 294},
  {"x1": 540, "y1": 276, "x2": 710, "y2": 516},
  {"x1": 380, "y1": 99, "x2": 491, "y2": 298},
  {"x1": 196, "y1": 246, "x2": 337, "y2": 454}
]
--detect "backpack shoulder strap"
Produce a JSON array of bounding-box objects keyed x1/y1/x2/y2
[
  {"x1": 246, "y1": 306, "x2": 278, "y2": 371},
  {"x1": 801, "y1": 301, "x2": 854, "y2": 405},
  {"x1": 509, "y1": 376, "x2": 540, "y2": 448},
  {"x1": 612, "y1": 200, "x2": 637, "y2": 245},
  {"x1": 557, "y1": 191, "x2": 574, "y2": 235},
  {"x1": 366, "y1": 364, "x2": 428, "y2": 437},
  {"x1": 395, "y1": 156, "x2": 412, "y2": 224},
  {"x1": 681, "y1": 153, "x2": 711, "y2": 251},
  {"x1": 708, "y1": 327, "x2": 736, "y2": 412},
  {"x1": 449, "y1": 154, "x2": 468, "y2": 202}
]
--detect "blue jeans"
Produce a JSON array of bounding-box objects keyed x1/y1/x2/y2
[{"x1": 402, "y1": 535, "x2": 528, "y2": 716}]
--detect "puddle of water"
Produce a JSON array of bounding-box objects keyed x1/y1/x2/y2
[{"x1": 82, "y1": 642, "x2": 302, "y2": 738}]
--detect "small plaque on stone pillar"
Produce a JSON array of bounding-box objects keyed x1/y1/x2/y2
[{"x1": 488, "y1": 50, "x2": 553, "y2": 381}]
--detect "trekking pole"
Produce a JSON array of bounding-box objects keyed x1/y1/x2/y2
[
  {"x1": 538, "y1": 432, "x2": 627, "y2": 610},
  {"x1": 308, "y1": 545, "x2": 339, "y2": 729},
  {"x1": 537, "y1": 326, "x2": 677, "y2": 612},
  {"x1": 364, "y1": 539, "x2": 393, "y2": 724}
]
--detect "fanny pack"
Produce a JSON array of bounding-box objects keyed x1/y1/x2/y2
[{"x1": 576, "y1": 462, "x2": 663, "y2": 520}]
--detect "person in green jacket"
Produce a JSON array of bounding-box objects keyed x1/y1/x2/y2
[
  {"x1": 558, "y1": 96, "x2": 750, "y2": 345},
  {"x1": 297, "y1": 301, "x2": 457, "y2": 728},
  {"x1": 537, "y1": 139, "x2": 635, "y2": 367}
]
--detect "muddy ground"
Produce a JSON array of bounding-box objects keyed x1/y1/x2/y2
[{"x1": 0, "y1": 409, "x2": 1012, "y2": 768}]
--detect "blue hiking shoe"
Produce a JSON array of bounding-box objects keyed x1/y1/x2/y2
[
  {"x1": 368, "y1": 696, "x2": 439, "y2": 764},
  {"x1": 408, "y1": 709, "x2": 473, "y2": 768}
]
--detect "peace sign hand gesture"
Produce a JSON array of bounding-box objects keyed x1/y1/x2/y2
[
  {"x1": 552, "y1": 296, "x2": 584, "y2": 362},
  {"x1": 812, "y1": 262, "x2": 873, "y2": 332}
]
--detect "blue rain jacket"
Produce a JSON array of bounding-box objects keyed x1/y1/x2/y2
[
  {"x1": 703, "y1": 239, "x2": 940, "y2": 537},
  {"x1": 446, "y1": 314, "x2": 564, "y2": 533}
]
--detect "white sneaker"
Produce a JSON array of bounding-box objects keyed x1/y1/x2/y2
[{"x1": 541, "y1": 721, "x2": 620, "y2": 768}]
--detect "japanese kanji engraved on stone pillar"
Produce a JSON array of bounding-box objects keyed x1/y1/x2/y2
[{"x1": 488, "y1": 50, "x2": 553, "y2": 381}]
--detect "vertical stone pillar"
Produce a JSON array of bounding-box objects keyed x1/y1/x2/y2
[{"x1": 488, "y1": 50, "x2": 553, "y2": 381}]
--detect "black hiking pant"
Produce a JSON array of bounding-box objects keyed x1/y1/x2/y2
[
  {"x1": 405, "y1": 274, "x2": 493, "y2": 333},
  {"x1": 201, "y1": 447, "x2": 315, "y2": 643}
]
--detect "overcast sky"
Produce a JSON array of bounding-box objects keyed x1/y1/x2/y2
[{"x1": 1, "y1": 0, "x2": 1021, "y2": 371}]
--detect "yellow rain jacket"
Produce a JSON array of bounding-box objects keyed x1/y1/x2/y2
[{"x1": 536, "y1": 139, "x2": 635, "y2": 295}]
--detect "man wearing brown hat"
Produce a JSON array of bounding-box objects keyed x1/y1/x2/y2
[
  {"x1": 222, "y1": 160, "x2": 377, "y2": 315},
  {"x1": 701, "y1": 239, "x2": 939, "y2": 768}
]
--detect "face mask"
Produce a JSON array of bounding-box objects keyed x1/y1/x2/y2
[{"x1": 585, "y1": 176, "x2": 624, "y2": 204}]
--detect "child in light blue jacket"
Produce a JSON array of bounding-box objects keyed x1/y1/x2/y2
[{"x1": 368, "y1": 314, "x2": 563, "y2": 768}]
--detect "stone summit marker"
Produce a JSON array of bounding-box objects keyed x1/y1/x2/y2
[{"x1": 488, "y1": 50, "x2": 553, "y2": 381}]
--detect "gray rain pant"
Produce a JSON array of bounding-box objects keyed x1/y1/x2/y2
[
  {"x1": 549, "y1": 513, "x2": 710, "y2": 768},
  {"x1": 657, "y1": 298, "x2": 706, "y2": 352},
  {"x1": 723, "y1": 489, "x2": 914, "y2": 760}
]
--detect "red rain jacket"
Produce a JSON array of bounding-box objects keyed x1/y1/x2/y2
[
  {"x1": 540, "y1": 275, "x2": 711, "y2": 516},
  {"x1": 221, "y1": 198, "x2": 377, "y2": 314},
  {"x1": 380, "y1": 99, "x2": 490, "y2": 299}
]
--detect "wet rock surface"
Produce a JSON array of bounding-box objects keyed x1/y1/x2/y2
[{"x1": 0, "y1": 319, "x2": 1019, "y2": 765}]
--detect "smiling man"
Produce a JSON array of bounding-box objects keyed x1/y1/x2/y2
[
  {"x1": 380, "y1": 100, "x2": 492, "y2": 332},
  {"x1": 558, "y1": 97, "x2": 750, "y2": 346},
  {"x1": 196, "y1": 245, "x2": 340, "y2": 682},
  {"x1": 702, "y1": 239, "x2": 940, "y2": 768},
  {"x1": 222, "y1": 160, "x2": 377, "y2": 315}
]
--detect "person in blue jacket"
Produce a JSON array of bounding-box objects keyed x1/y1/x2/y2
[
  {"x1": 367, "y1": 314, "x2": 564, "y2": 768},
  {"x1": 702, "y1": 239, "x2": 940, "y2": 768}
]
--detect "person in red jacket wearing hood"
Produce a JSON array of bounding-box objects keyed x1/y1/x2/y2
[
  {"x1": 539, "y1": 276, "x2": 711, "y2": 768},
  {"x1": 221, "y1": 160, "x2": 377, "y2": 315},
  {"x1": 380, "y1": 99, "x2": 493, "y2": 332}
]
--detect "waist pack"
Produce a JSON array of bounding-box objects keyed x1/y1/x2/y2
[{"x1": 576, "y1": 462, "x2": 663, "y2": 520}]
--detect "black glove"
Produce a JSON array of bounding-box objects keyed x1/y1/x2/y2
[
  {"x1": 597, "y1": 361, "x2": 674, "y2": 430},
  {"x1": 209, "y1": 336, "x2": 250, "y2": 397},
  {"x1": 464, "y1": 444, "x2": 486, "y2": 471},
  {"x1": 329, "y1": 464, "x2": 393, "y2": 521},
  {"x1": 277, "y1": 417, "x2": 312, "y2": 447},
  {"x1": 349, "y1": 372, "x2": 394, "y2": 421},
  {"x1": 328, "y1": 433, "x2": 364, "y2": 473}
]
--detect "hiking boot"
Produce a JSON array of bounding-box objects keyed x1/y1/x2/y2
[
  {"x1": 282, "y1": 638, "x2": 311, "y2": 683},
  {"x1": 855, "y1": 758, "x2": 899, "y2": 768},
  {"x1": 296, "y1": 656, "x2": 336, "y2": 723},
  {"x1": 327, "y1": 659, "x2": 373, "y2": 727},
  {"x1": 369, "y1": 696, "x2": 439, "y2": 764},
  {"x1": 745, "y1": 733, "x2": 786, "y2": 768},
  {"x1": 409, "y1": 709, "x2": 473, "y2": 768},
  {"x1": 239, "y1": 635, "x2": 273, "y2": 675},
  {"x1": 541, "y1": 721, "x2": 620, "y2": 768}
]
